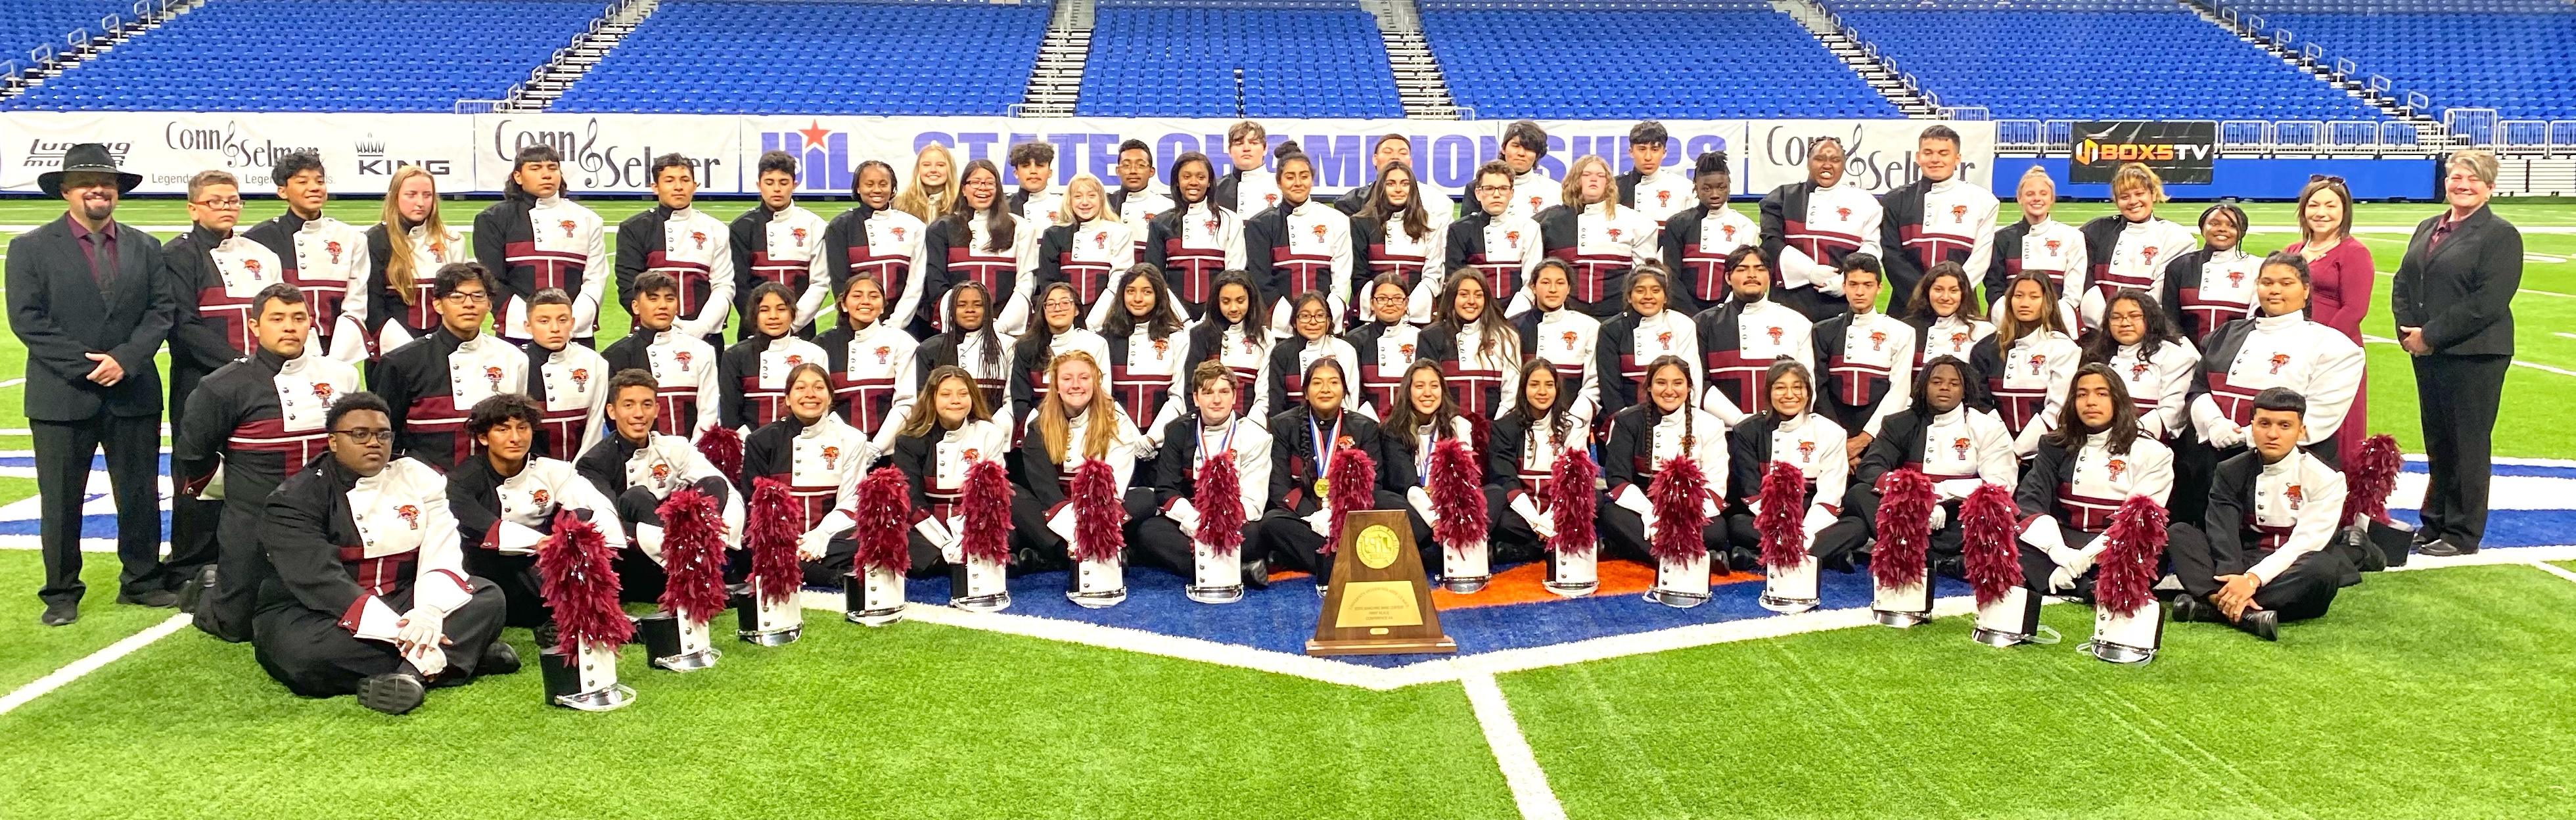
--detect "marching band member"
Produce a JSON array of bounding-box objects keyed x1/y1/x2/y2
[
  {"x1": 743, "y1": 363, "x2": 873, "y2": 578},
  {"x1": 1985, "y1": 166, "x2": 2088, "y2": 331},
  {"x1": 922, "y1": 159, "x2": 1036, "y2": 335},
  {"x1": 1182, "y1": 271, "x2": 1272, "y2": 401},
  {"x1": 1255, "y1": 357, "x2": 1394, "y2": 581},
  {"x1": 1143, "y1": 152, "x2": 1247, "y2": 319},
  {"x1": 1812, "y1": 253, "x2": 1917, "y2": 449},
  {"x1": 2167, "y1": 387, "x2": 2359, "y2": 640},
  {"x1": 1011, "y1": 351, "x2": 1149, "y2": 572},
  {"x1": 1617, "y1": 121, "x2": 1696, "y2": 227},
  {"x1": 1498, "y1": 120, "x2": 1557, "y2": 223},
  {"x1": 2081, "y1": 289, "x2": 2196, "y2": 443},
  {"x1": 1900, "y1": 261, "x2": 1995, "y2": 364},
  {"x1": 880, "y1": 365, "x2": 1013, "y2": 580},
  {"x1": 2078, "y1": 162, "x2": 2198, "y2": 329},
  {"x1": 1245, "y1": 141, "x2": 1354, "y2": 328},
  {"x1": 1379, "y1": 359, "x2": 1475, "y2": 574},
  {"x1": 574, "y1": 369, "x2": 743, "y2": 603},
  {"x1": 1260, "y1": 291, "x2": 1364, "y2": 419},
  {"x1": 1514, "y1": 260, "x2": 1601, "y2": 426},
  {"x1": 1446, "y1": 160, "x2": 1544, "y2": 317},
  {"x1": 1339, "y1": 133, "x2": 1446, "y2": 216},
  {"x1": 1348, "y1": 159, "x2": 1451, "y2": 323},
  {"x1": 1973, "y1": 271, "x2": 2082, "y2": 458},
  {"x1": 600, "y1": 271, "x2": 721, "y2": 440},
  {"x1": 164, "y1": 170, "x2": 277, "y2": 604},
  {"x1": 1599, "y1": 355, "x2": 1731, "y2": 566},
  {"x1": 254, "y1": 392, "x2": 512, "y2": 715},
  {"x1": 1487, "y1": 360, "x2": 1592, "y2": 560},
  {"x1": 717, "y1": 282, "x2": 831, "y2": 432},
  {"x1": 360, "y1": 166, "x2": 463, "y2": 355},
  {"x1": 1137, "y1": 361, "x2": 1275, "y2": 589},
  {"x1": 729, "y1": 150, "x2": 835, "y2": 340},
  {"x1": 243, "y1": 150, "x2": 370, "y2": 362},
  {"x1": 1034, "y1": 173, "x2": 1138, "y2": 321},
  {"x1": 1811, "y1": 356, "x2": 2015, "y2": 577},
  {"x1": 1592, "y1": 264, "x2": 1697, "y2": 424},
  {"x1": 1345, "y1": 273, "x2": 1423, "y2": 415},
  {"x1": 1875, "y1": 125, "x2": 1997, "y2": 317},
  {"x1": 1009, "y1": 282, "x2": 1114, "y2": 426},
  {"x1": 1659, "y1": 151, "x2": 1757, "y2": 315},
  {"x1": 1758, "y1": 136, "x2": 1881, "y2": 321},
  {"x1": 447, "y1": 393, "x2": 616, "y2": 636},
  {"x1": 818, "y1": 159, "x2": 931, "y2": 334},
  {"x1": 1695, "y1": 246, "x2": 1815, "y2": 426},
  {"x1": 614, "y1": 154, "x2": 735, "y2": 344},
  {"x1": 1005, "y1": 141, "x2": 1063, "y2": 222},
  {"x1": 1539, "y1": 154, "x2": 1659, "y2": 321},
  {"x1": 374, "y1": 262, "x2": 526, "y2": 470},
  {"x1": 519, "y1": 288, "x2": 611, "y2": 461},
  {"x1": 173, "y1": 285, "x2": 361, "y2": 641},
  {"x1": 891, "y1": 142, "x2": 957, "y2": 225},
  {"x1": 1417, "y1": 270, "x2": 1523, "y2": 419},
  {"x1": 1111, "y1": 140, "x2": 1175, "y2": 230},
  {"x1": 474, "y1": 145, "x2": 606, "y2": 346},
  {"x1": 1211, "y1": 120, "x2": 1281, "y2": 216},
  {"x1": 2158, "y1": 204, "x2": 2261, "y2": 343},
  {"x1": 1097, "y1": 265, "x2": 1192, "y2": 448},
  {"x1": 1722, "y1": 359, "x2": 1850, "y2": 603},
  {"x1": 914, "y1": 281, "x2": 1017, "y2": 426},
  {"x1": 2182, "y1": 252, "x2": 2366, "y2": 523},
  {"x1": 2013, "y1": 363, "x2": 2175, "y2": 604},
  {"x1": 817, "y1": 273, "x2": 917, "y2": 463}
]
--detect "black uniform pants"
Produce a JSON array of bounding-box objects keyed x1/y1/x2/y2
[
  {"x1": 252, "y1": 577, "x2": 508, "y2": 698},
  {"x1": 1601, "y1": 505, "x2": 1734, "y2": 568},
  {"x1": 1009, "y1": 486, "x2": 1155, "y2": 575},
  {"x1": 1254, "y1": 491, "x2": 1426, "y2": 581},
  {"x1": 195, "y1": 497, "x2": 278, "y2": 643},
  {"x1": 2166, "y1": 524, "x2": 2355, "y2": 622},
  {"x1": 2414, "y1": 353, "x2": 2509, "y2": 549},
  {"x1": 31, "y1": 413, "x2": 164, "y2": 604},
  {"x1": 804, "y1": 529, "x2": 950, "y2": 587},
  {"x1": 1812, "y1": 484, "x2": 1969, "y2": 573},
  {"x1": 166, "y1": 367, "x2": 221, "y2": 589},
  {"x1": 463, "y1": 548, "x2": 550, "y2": 629}
]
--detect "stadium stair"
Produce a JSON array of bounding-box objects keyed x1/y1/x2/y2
[
  {"x1": 497, "y1": 0, "x2": 661, "y2": 112},
  {"x1": 1365, "y1": 0, "x2": 1462, "y2": 119},
  {"x1": 2178, "y1": 0, "x2": 2441, "y2": 133},
  {"x1": 1774, "y1": 0, "x2": 1938, "y2": 118},
  {"x1": 0, "y1": 0, "x2": 203, "y2": 101},
  {"x1": 1019, "y1": 0, "x2": 1090, "y2": 117}
]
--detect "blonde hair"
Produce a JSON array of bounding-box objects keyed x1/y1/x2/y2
[
  {"x1": 2109, "y1": 162, "x2": 2166, "y2": 204},
  {"x1": 1560, "y1": 155, "x2": 1618, "y2": 216},
  {"x1": 379, "y1": 166, "x2": 450, "y2": 306},
  {"x1": 1034, "y1": 351, "x2": 1122, "y2": 464},
  {"x1": 2449, "y1": 149, "x2": 2499, "y2": 187},
  {"x1": 1056, "y1": 174, "x2": 1119, "y2": 227},
  {"x1": 898, "y1": 365, "x2": 992, "y2": 438},
  {"x1": 2016, "y1": 166, "x2": 2055, "y2": 196},
  {"x1": 893, "y1": 143, "x2": 959, "y2": 223}
]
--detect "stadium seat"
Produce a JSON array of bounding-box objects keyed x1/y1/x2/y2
[
  {"x1": 1077, "y1": 0, "x2": 1404, "y2": 118},
  {"x1": 2229, "y1": 1, "x2": 2576, "y2": 119},
  {"x1": 1417, "y1": 0, "x2": 1903, "y2": 120},
  {"x1": 555, "y1": 0, "x2": 1050, "y2": 116}
]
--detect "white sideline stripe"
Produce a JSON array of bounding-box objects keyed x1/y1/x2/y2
[
  {"x1": 2365, "y1": 266, "x2": 2576, "y2": 299},
  {"x1": 0, "y1": 612, "x2": 189, "y2": 718},
  {"x1": 2360, "y1": 334, "x2": 2576, "y2": 376},
  {"x1": 0, "y1": 378, "x2": 21, "y2": 388},
  {"x1": 2529, "y1": 560, "x2": 2576, "y2": 586},
  {"x1": 1461, "y1": 672, "x2": 1569, "y2": 820}
]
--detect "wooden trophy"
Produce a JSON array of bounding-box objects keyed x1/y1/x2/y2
[{"x1": 1306, "y1": 509, "x2": 1456, "y2": 656}]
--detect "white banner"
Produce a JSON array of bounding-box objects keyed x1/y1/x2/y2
[{"x1": 1, "y1": 111, "x2": 1991, "y2": 198}]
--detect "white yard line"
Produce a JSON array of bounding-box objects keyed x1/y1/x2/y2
[
  {"x1": 2524, "y1": 559, "x2": 2576, "y2": 586},
  {"x1": 2366, "y1": 267, "x2": 2576, "y2": 299},
  {"x1": 2360, "y1": 334, "x2": 2576, "y2": 376},
  {"x1": 0, "y1": 612, "x2": 189, "y2": 718},
  {"x1": 0, "y1": 378, "x2": 22, "y2": 389},
  {"x1": 1462, "y1": 672, "x2": 1569, "y2": 820}
]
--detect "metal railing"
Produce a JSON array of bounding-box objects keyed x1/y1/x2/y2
[{"x1": 1996, "y1": 118, "x2": 2447, "y2": 157}]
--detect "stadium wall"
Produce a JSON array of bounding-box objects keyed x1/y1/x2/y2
[{"x1": 1990, "y1": 156, "x2": 2437, "y2": 200}]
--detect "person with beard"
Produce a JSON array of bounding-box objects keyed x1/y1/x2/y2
[
  {"x1": 913, "y1": 281, "x2": 1018, "y2": 427},
  {"x1": 359, "y1": 166, "x2": 465, "y2": 356},
  {"x1": 1985, "y1": 167, "x2": 2088, "y2": 331},
  {"x1": 2157, "y1": 204, "x2": 2261, "y2": 344},
  {"x1": 1210, "y1": 120, "x2": 1281, "y2": 216},
  {"x1": 1244, "y1": 141, "x2": 1354, "y2": 328},
  {"x1": 729, "y1": 150, "x2": 833, "y2": 342},
  {"x1": 1812, "y1": 254, "x2": 1917, "y2": 453},
  {"x1": 1095, "y1": 265, "x2": 1192, "y2": 449},
  {"x1": 1592, "y1": 264, "x2": 1697, "y2": 426},
  {"x1": 616, "y1": 154, "x2": 734, "y2": 344},
  {"x1": 1513, "y1": 260, "x2": 1601, "y2": 426},
  {"x1": 12, "y1": 143, "x2": 175, "y2": 624},
  {"x1": 921, "y1": 159, "x2": 1038, "y2": 335},
  {"x1": 518, "y1": 289, "x2": 612, "y2": 461},
  {"x1": 1417, "y1": 271, "x2": 1523, "y2": 418},
  {"x1": 1538, "y1": 154, "x2": 1660, "y2": 321},
  {"x1": 1260, "y1": 291, "x2": 1366, "y2": 419},
  {"x1": 1757, "y1": 137, "x2": 1881, "y2": 321},
  {"x1": 446, "y1": 392, "x2": 616, "y2": 640},
  {"x1": 1616, "y1": 121, "x2": 1697, "y2": 227},
  {"x1": 1349, "y1": 160, "x2": 1451, "y2": 323},
  {"x1": 173, "y1": 285, "x2": 361, "y2": 641},
  {"x1": 743, "y1": 363, "x2": 875, "y2": 583},
  {"x1": 1900, "y1": 261, "x2": 1996, "y2": 365},
  {"x1": 242, "y1": 150, "x2": 372, "y2": 362},
  {"x1": 1693, "y1": 246, "x2": 1814, "y2": 426},
  {"x1": 817, "y1": 273, "x2": 918, "y2": 461},
  {"x1": 1180, "y1": 271, "x2": 1272, "y2": 403},
  {"x1": 1659, "y1": 151, "x2": 1760, "y2": 316},
  {"x1": 1254, "y1": 357, "x2": 1400, "y2": 583},
  {"x1": 474, "y1": 145, "x2": 607, "y2": 346},
  {"x1": 1498, "y1": 120, "x2": 1558, "y2": 223},
  {"x1": 1033, "y1": 174, "x2": 1138, "y2": 322},
  {"x1": 1875, "y1": 125, "x2": 1997, "y2": 318},
  {"x1": 1975, "y1": 271, "x2": 2084, "y2": 459},
  {"x1": 164, "y1": 170, "x2": 286, "y2": 606},
  {"x1": 1344, "y1": 273, "x2": 1423, "y2": 416},
  {"x1": 1136, "y1": 361, "x2": 1275, "y2": 589},
  {"x1": 819, "y1": 159, "x2": 931, "y2": 335},
  {"x1": 1339, "y1": 134, "x2": 1453, "y2": 218},
  {"x1": 1110, "y1": 140, "x2": 1175, "y2": 242},
  {"x1": 1005, "y1": 141, "x2": 1063, "y2": 222},
  {"x1": 374, "y1": 262, "x2": 527, "y2": 471},
  {"x1": 2077, "y1": 163, "x2": 2198, "y2": 330},
  {"x1": 1811, "y1": 355, "x2": 2016, "y2": 578},
  {"x1": 1143, "y1": 152, "x2": 1248, "y2": 319},
  {"x1": 718, "y1": 282, "x2": 832, "y2": 433},
  {"x1": 1446, "y1": 160, "x2": 1546, "y2": 319},
  {"x1": 575, "y1": 369, "x2": 745, "y2": 603},
  {"x1": 600, "y1": 271, "x2": 722, "y2": 440}
]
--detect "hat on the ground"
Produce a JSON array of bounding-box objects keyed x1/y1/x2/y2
[{"x1": 39, "y1": 143, "x2": 143, "y2": 196}]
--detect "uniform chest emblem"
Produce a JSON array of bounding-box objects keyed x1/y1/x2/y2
[
  {"x1": 1152, "y1": 338, "x2": 1170, "y2": 355},
  {"x1": 1561, "y1": 330, "x2": 1578, "y2": 348},
  {"x1": 430, "y1": 245, "x2": 447, "y2": 263},
  {"x1": 2128, "y1": 361, "x2": 2150, "y2": 382},
  {"x1": 1203, "y1": 218, "x2": 1220, "y2": 235},
  {"x1": 1505, "y1": 230, "x2": 1521, "y2": 249},
  {"x1": 484, "y1": 366, "x2": 504, "y2": 390},
  {"x1": 1797, "y1": 440, "x2": 1816, "y2": 463},
  {"x1": 1835, "y1": 207, "x2": 1852, "y2": 221},
  {"x1": 890, "y1": 225, "x2": 906, "y2": 242},
  {"x1": 396, "y1": 505, "x2": 421, "y2": 530},
  {"x1": 1093, "y1": 231, "x2": 1109, "y2": 249},
  {"x1": 1310, "y1": 224, "x2": 1327, "y2": 241},
  {"x1": 962, "y1": 447, "x2": 980, "y2": 461},
  {"x1": 325, "y1": 240, "x2": 344, "y2": 264},
  {"x1": 2044, "y1": 239, "x2": 2061, "y2": 254},
  {"x1": 1949, "y1": 331, "x2": 1969, "y2": 351},
  {"x1": 873, "y1": 346, "x2": 891, "y2": 365},
  {"x1": 2268, "y1": 353, "x2": 2291, "y2": 375},
  {"x1": 1766, "y1": 327, "x2": 1784, "y2": 346},
  {"x1": 784, "y1": 355, "x2": 804, "y2": 369},
  {"x1": 2226, "y1": 268, "x2": 2246, "y2": 288},
  {"x1": 822, "y1": 445, "x2": 842, "y2": 470},
  {"x1": 2027, "y1": 354, "x2": 2045, "y2": 375},
  {"x1": 2139, "y1": 246, "x2": 2160, "y2": 266},
  {"x1": 312, "y1": 382, "x2": 335, "y2": 403},
  {"x1": 1528, "y1": 196, "x2": 1543, "y2": 212},
  {"x1": 1953, "y1": 437, "x2": 1971, "y2": 459},
  {"x1": 559, "y1": 219, "x2": 577, "y2": 238},
  {"x1": 689, "y1": 231, "x2": 707, "y2": 250},
  {"x1": 1399, "y1": 343, "x2": 1415, "y2": 360},
  {"x1": 1656, "y1": 330, "x2": 1672, "y2": 348},
  {"x1": 1721, "y1": 224, "x2": 1737, "y2": 241},
  {"x1": 673, "y1": 350, "x2": 693, "y2": 370},
  {"x1": 1868, "y1": 330, "x2": 1887, "y2": 351},
  {"x1": 1656, "y1": 190, "x2": 1672, "y2": 207},
  {"x1": 651, "y1": 463, "x2": 671, "y2": 482},
  {"x1": 570, "y1": 367, "x2": 590, "y2": 392},
  {"x1": 1337, "y1": 435, "x2": 1356, "y2": 449},
  {"x1": 2284, "y1": 484, "x2": 2303, "y2": 510},
  {"x1": 242, "y1": 258, "x2": 264, "y2": 280},
  {"x1": 1950, "y1": 204, "x2": 1968, "y2": 224},
  {"x1": 1607, "y1": 227, "x2": 1622, "y2": 242},
  {"x1": 791, "y1": 227, "x2": 808, "y2": 246},
  {"x1": 531, "y1": 488, "x2": 550, "y2": 506},
  {"x1": 2105, "y1": 459, "x2": 2127, "y2": 482}
]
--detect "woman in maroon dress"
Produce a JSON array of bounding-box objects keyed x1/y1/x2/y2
[{"x1": 2286, "y1": 175, "x2": 2373, "y2": 465}]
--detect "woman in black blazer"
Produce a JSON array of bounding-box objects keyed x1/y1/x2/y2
[{"x1": 2391, "y1": 150, "x2": 2519, "y2": 557}]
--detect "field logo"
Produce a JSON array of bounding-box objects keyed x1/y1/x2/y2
[{"x1": 759, "y1": 122, "x2": 853, "y2": 193}]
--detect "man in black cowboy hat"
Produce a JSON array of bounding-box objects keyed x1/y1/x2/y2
[{"x1": 7, "y1": 143, "x2": 176, "y2": 626}]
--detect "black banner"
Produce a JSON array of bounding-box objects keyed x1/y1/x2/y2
[{"x1": 2071, "y1": 121, "x2": 2216, "y2": 185}]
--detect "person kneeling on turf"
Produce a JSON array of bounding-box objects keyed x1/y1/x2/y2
[
  {"x1": 574, "y1": 369, "x2": 745, "y2": 603},
  {"x1": 252, "y1": 392, "x2": 514, "y2": 715},
  {"x1": 2167, "y1": 387, "x2": 2360, "y2": 640}
]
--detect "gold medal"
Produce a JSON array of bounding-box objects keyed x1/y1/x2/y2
[{"x1": 1314, "y1": 478, "x2": 1331, "y2": 498}]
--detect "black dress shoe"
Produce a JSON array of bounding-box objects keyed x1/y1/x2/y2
[
  {"x1": 2171, "y1": 595, "x2": 2215, "y2": 624},
  {"x1": 1930, "y1": 556, "x2": 1967, "y2": 580},
  {"x1": 480, "y1": 641, "x2": 523, "y2": 676},
  {"x1": 1727, "y1": 551, "x2": 1761, "y2": 574},
  {"x1": 532, "y1": 620, "x2": 561, "y2": 652},
  {"x1": 115, "y1": 589, "x2": 177, "y2": 608},
  {"x1": 1241, "y1": 557, "x2": 1270, "y2": 591},
  {"x1": 356, "y1": 673, "x2": 427, "y2": 715},
  {"x1": 2233, "y1": 609, "x2": 2279, "y2": 641},
  {"x1": 175, "y1": 566, "x2": 217, "y2": 614},
  {"x1": 2416, "y1": 539, "x2": 2476, "y2": 558},
  {"x1": 1823, "y1": 551, "x2": 1858, "y2": 575},
  {"x1": 38, "y1": 600, "x2": 78, "y2": 627}
]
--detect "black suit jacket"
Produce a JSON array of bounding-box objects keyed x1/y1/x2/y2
[
  {"x1": 6, "y1": 216, "x2": 173, "y2": 421},
  {"x1": 2392, "y1": 205, "x2": 2518, "y2": 357}
]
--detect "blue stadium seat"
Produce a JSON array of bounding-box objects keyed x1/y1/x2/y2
[
  {"x1": 1417, "y1": 0, "x2": 1903, "y2": 120},
  {"x1": 1077, "y1": 0, "x2": 1404, "y2": 118},
  {"x1": 554, "y1": 0, "x2": 1049, "y2": 115},
  {"x1": 0, "y1": 0, "x2": 135, "y2": 76},
  {"x1": 2233, "y1": 2, "x2": 2576, "y2": 119}
]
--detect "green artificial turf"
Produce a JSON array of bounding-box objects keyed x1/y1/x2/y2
[
  {"x1": 0, "y1": 551, "x2": 182, "y2": 694},
  {"x1": 0, "y1": 618, "x2": 1517, "y2": 820},
  {"x1": 1502, "y1": 564, "x2": 2576, "y2": 820}
]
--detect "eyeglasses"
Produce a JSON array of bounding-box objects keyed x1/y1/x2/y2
[
  {"x1": 444, "y1": 290, "x2": 490, "y2": 304},
  {"x1": 331, "y1": 428, "x2": 395, "y2": 444},
  {"x1": 191, "y1": 197, "x2": 244, "y2": 209},
  {"x1": 1371, "y1": 294, "x2": 1407, "y2": 303}
]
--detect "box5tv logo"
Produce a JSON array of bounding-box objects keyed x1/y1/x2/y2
[
  {"x1": 2074, "y1": 139, "x2": 2212, "y2": 166},
  {"x1": 760, "y1": 122, "x2": 852, "y2": 193},
  {"x1": 355, "y1": 139, "x2": 451, "y2": 175}
]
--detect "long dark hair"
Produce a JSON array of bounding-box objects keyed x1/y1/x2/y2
[
  {"x1": 948, "y1": 158, "x2": 1016, "y2": 254},
  {"x1": 2044, "y1": 363, "x2": 2142, "y2": 455},
  {"x1": 1301, "y1": 355, "x2": 1349, "y2": 415},
  {"x1": 1640, "y1": 354, "x2": 1697, "y2": 450},
  {"x1": 1379, "y1": 359, "x2": 1461, "y2": 453},
  {"x1": 1171, "y1": 151, "x2": 1217, "y2": 208},
  {"x1": 942, "y1": 280, "x2": 1003, "y2": 378},
  {"x1": 2078, "y1": 288, "x2": 2182, "y2": 367},
  {"x1": 1099, "y1": 263, "x2": 1184, "y2": 341},
  {"x1": 1188, "y1": 270, "x2": 1268, "y2": 357},
  {"x1": 1356, "y1": 160, "x2": 1431, "y2": 241},
  {"x1": 1501, "y1": 359, "x2": 1575, "y2": 450},
  {"x1": 1900, "y1": 260, "x2": 1985, "y2": 324},
  {"x1": 1435, "y1": 269, "x2": 1516, "y2": 361},
  {"x1": 1021, "y1": 281, "x2": 1082, "y2": 354}
]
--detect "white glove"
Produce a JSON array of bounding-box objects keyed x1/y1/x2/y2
[
  {"x1": 1611, "y1": 485, "x2": 1653, "y2": 518},
  {"x1": 635, "y1": 522, "x2": 666, "y2": 565},
  {"x1": 1927, "y1": 505, "x2": 1948, "y2": 531},
  {"x1": 798, "y1": 509, "x2": 854, "y2": 562},
  {"x1": 1703, "y1": 495, "x2": 1721, "y2": 522},
  {"x1": 1406, "y1": 486, "x2": 1436, "y2": 526},
  {"x1": 394, "y1": 608, "x2": 449, "y2": 675},
  {"x1": 1045, "y1": 503, "x2": 1080, "y2": 549},
  {"x1": 1640, "y1": 509, "x2": 1663, "y2": 545},
  {"x1": 495, "y1": 520, "x2": 547, "y2": 556},
  {"x1": 2048, "y1": 566, "x2": 2077, "y2": 593},
  {"x1": 328, "y1": 315, "x2": 370, "y2": 363},
  {"x1": 2209, "y1": 422, "x2": 2248, "y2": 449},
  {"x1": 1166, "y1": 498, "x2": 1201, "y2": 539},
  {"x1": 2047, "y1": 544, "x2": 2094, "y2": 577},
  {"x1": 1303, "y1": 507, "x2": 1334, "y2": 537},
  {"x1": 912, "y1": 515, "x2": 954, "y2": 554},
  {"x1": 1509, "y1": 493, "x2": 1555, "y2": 541}
]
